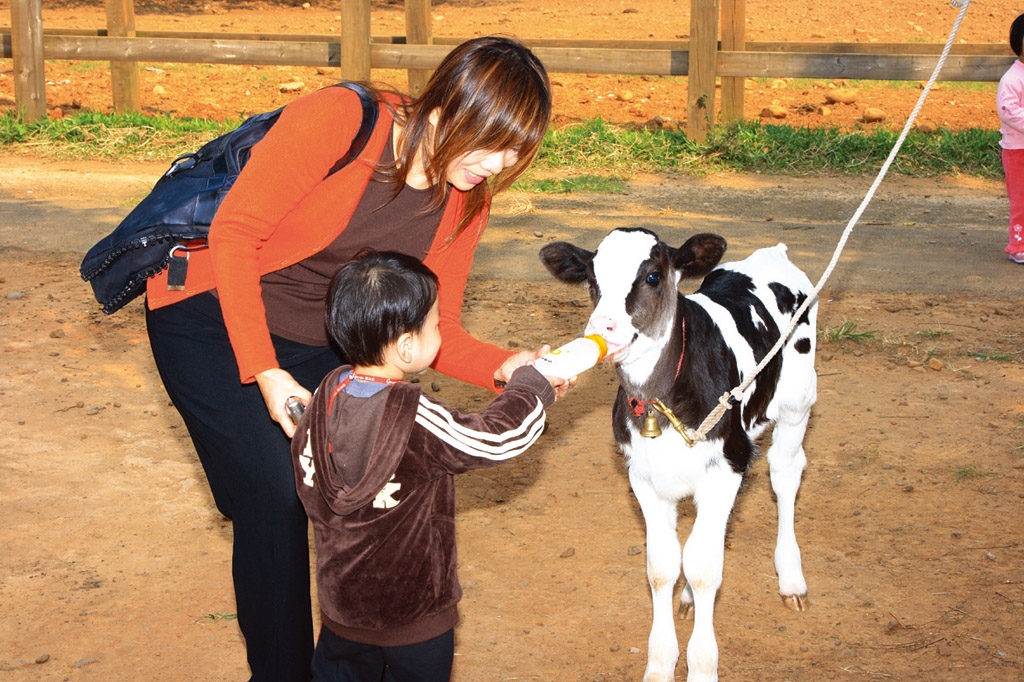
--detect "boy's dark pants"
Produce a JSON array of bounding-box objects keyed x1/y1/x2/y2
[
  {"x1": 147, "y1": 292, "x2": 342, "y2": 682},
  {"x1": 312, "y1": 626, "x2": 455, "y2": 682}
]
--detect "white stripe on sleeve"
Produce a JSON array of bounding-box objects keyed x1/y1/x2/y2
[{"x1": 414, "y1": 395, "x2": 546, "y2": 461}]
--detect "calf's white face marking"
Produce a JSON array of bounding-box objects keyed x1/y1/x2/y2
[{"x1": 585, "y1": 230, "x2": 681, "y2": 372}]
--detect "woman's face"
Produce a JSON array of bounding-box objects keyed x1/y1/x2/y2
[{"x1": 445, "y1": 148, "x2": 520, "y2": 191}]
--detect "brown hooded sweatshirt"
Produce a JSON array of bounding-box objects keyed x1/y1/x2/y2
[{"x1": 292, "y1": 364, "x2": 554, "y2": 647}]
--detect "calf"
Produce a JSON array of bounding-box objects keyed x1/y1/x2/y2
[{"x1": 540, "y1": 228, "x2": 817, "y2": 682}]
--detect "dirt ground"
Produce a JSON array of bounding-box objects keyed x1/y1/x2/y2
[
  {"x1": 0, "y1": 0, "x2": 1015, "y2": 132},
  {"x1": 2, "y1": 2, "x2": 1024, "y2": 682}
]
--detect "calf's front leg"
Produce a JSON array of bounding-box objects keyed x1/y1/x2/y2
[
  {"x1": 628, "y1": 468, "x2": 682, "y2": 682},
  {"x1": 681, "y1": 464, "x2": 742, "y2": 682}
]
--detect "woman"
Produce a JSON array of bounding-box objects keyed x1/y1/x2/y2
[{"x1": 144, "y1": 36, "x2": 553, "y2": 681}]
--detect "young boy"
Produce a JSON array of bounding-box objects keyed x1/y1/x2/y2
[{"x1": 290, "y1": 250, "x2": 557, "y2": 682}]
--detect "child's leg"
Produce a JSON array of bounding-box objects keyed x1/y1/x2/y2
[
  {"x1": 311, "y1": 625, "x2": 386, "y2": 682},
  {"x1": 382, "y1": 629, "x2": 455, "y2": 682},
  {"x1": 1003, "y1": 148, "x2": 1024, "y2": 256}
]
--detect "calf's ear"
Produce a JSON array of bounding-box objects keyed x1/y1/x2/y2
[
  {"x1": 672, "y1": 233, "x2": 727, "y2": 278},
  {"x1": 539, "y1": 242, "x2": 595, "y2": 285}
]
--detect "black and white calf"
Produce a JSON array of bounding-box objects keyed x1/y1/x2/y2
[{"x1": 540, "y1": 228, "x2": 817, "y2": 682}]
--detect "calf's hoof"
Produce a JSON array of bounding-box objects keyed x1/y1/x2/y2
[{"x1": 781, "y1": 593, "x2": 808, "y2": 612}]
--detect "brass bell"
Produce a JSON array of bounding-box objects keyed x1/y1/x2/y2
[{"x1": 639, "y1": 410, "x2": 663, "y2": 438}]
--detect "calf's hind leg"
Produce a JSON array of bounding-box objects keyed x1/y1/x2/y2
[{"x1": 766, "y1": 406, "x2": 811, "y2": 611}]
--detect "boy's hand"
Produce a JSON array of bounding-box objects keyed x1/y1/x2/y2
[
  {"x1": 544, "y1": 374, "x2": 575, "y2": 400},
  {"x1": 255, "y1": 368, "x2": 311, "y2": 438}
]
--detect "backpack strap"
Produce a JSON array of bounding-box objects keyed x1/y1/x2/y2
[{"x1": 327, "y1": 82, "x2": 380, "y2": 176}]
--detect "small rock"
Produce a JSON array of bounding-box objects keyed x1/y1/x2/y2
[
  {"x1": 862, "y1": 107, "x2": 886, "y2": 123},
  {"x1": 916, "y1": 120, "x2": 937, "y2": 133},
  {"x1": 906, "y1": 360, "x2": 922, "y2": 368},
  {"x1": 35, "y1": 654, "x2": 50, "y2": 664},
  {"x1": 627, "y1": 545, "x2": 643, "y2": 556},
  {"x1": 559, "y1": 547, "x2": 576, "y2": 558},
  {"x1": 927, "y1": 358, "x2": 944, "y2": 371},
  {"x1": 618, "y1": 90, "x2": 634, "y2": 102},
  {"x1": 533, "y1": 231, "x2": 544, "y2": 238},
  {"x1": 430, "y1": 381, "x2": 441, "y2": 392},
  {"x1": 629, "y1": 647, "x2": 642, "y2": 654},
  {"x1": 279, "y1": 81, "x2": 305, "y2": 93},
  {"x1": 760, "y1": 105, "x2": 787, "y2": 119},
  {"x1": 152, "y1": 85, "x2": 167, "y2": 96},
  {"x1": 824, "y1": 88, "x2": 857, "y2": 105},
  {"x1": 49, "y1": 329, "x2": 66, "y2": 339},
  {"x1": 7, "y1": 291, "x2": 26, "y2": 299}
]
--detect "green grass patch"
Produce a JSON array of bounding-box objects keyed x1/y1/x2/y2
[
  {"x1": 819, "y1": 320, "x2": 877, "y2": 344},
  {"x1": 0, "y1": 110, "x2": 235, "y2": 160},
  {"x1": 955, "y1": 465, "x2": 996, "y2": 483},
  {"x1": 0, "y1": 112, "x2": 1003, "y2": 183},
  {"x1": 513, "y1": 174, "x2": 627, "y2": 194}
]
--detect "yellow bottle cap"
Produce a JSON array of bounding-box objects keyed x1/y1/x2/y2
[{"x1": 584, "y1": 334, "x2": 608, "y2": 361}]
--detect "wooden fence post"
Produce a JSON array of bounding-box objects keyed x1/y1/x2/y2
[
  {"x1": 404, "y1": 0, "x2": 432, "y2": 96},
  {"x1": 720, "y1": 0, "x2": 745, "y2": 124},
  {"x1": 105, "y1": 0, "x2": 140, "y2": 113},
  {"x1": 340, "y1": 0, "x2": 371, "y2": 81},
  {"x1": 687, "y1": 0, "x2": 720, "y2": 142},
  {"x1": 10, "y1": 0, "x2": 47, "y2": 121}
]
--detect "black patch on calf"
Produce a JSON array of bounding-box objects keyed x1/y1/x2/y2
[
  {"x1": 624, "y1": 243, "x2": 676, "y2": 338},
  {"x1": 794, "y1": 337, "x2": 812, "y2": 354},
  {"x1": 770, "y1": 282, "x2": 812, "y2": 326},
  {"x1": 667, "y1": 299, "x2": 757, "y2": 474},
  {"x1": 694, "y1": 269, "x2": 783, "y2": 433}
]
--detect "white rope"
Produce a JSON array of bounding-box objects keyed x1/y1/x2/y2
[{"x1": 685, "y1": 0, "x2": 974, "y2": 444}]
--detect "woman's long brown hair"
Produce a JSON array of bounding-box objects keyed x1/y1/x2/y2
[{"x1": 388, "y1": 36, "x2": 552, "y2": 236}]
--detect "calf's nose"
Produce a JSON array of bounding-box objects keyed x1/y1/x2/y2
[{"x1": 586, "y1": 314, "x2": 617, "y2": 337}]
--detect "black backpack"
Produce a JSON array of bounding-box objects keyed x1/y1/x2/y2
[{"x1": 80, "y1": 82, "x2": 379, "y2": 314}]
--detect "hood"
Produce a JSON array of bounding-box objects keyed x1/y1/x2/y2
[{"x1": 298, "y1": 366, "x2": 421, "y2": 515}]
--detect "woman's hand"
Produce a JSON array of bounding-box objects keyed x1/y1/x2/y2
[
  {"x1": 494, "y1": 345, "x2": 575, "y2": 400},
  {"x1": 255, "y1": 368, "x2": 311, "y2": 438}
]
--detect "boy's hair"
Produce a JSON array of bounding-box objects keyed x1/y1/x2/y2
[
  {"x1": 1012, "y1": 13, "x2": 1024, "y2": 58},
  {"x1": 326, "y1": 250, "x2": 439, "y2": 367}
]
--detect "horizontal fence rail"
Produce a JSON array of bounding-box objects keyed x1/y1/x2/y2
[{"x1": 0, "y1": 31, "x2": 1013, "y2": 79}]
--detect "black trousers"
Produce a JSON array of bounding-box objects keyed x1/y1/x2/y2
[
  {"x1": 312, "y1": 626, "x2": 455, "y2": 682},
  {"x1": 146, "y1": 292, "x2": 343, "y2": 682}
]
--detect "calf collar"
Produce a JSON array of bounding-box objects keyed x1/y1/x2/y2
[{"x1": 627, "y1": 318, "x2": 686, "y2": 418}]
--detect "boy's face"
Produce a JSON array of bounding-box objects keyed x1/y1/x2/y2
[{"x1": 408, "y1": 300, "x2": 442, "y2": 374}]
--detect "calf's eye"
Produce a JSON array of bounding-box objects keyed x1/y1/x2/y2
[{"x1": 646, "y1": 271, "x2": 662, "y2": 286}]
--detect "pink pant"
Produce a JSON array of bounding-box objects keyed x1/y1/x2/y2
[{"x1": 1003, "y1": 147, "x2": 1024, "y2": 255}]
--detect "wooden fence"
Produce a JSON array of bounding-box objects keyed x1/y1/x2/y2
[{"x1": 3, "y1": 0, "x2": 1014, "y2": 141}]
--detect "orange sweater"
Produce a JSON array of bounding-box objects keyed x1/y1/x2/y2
[{"x1": 146, "y1": 86, "x2": 511, "y2": 389}]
